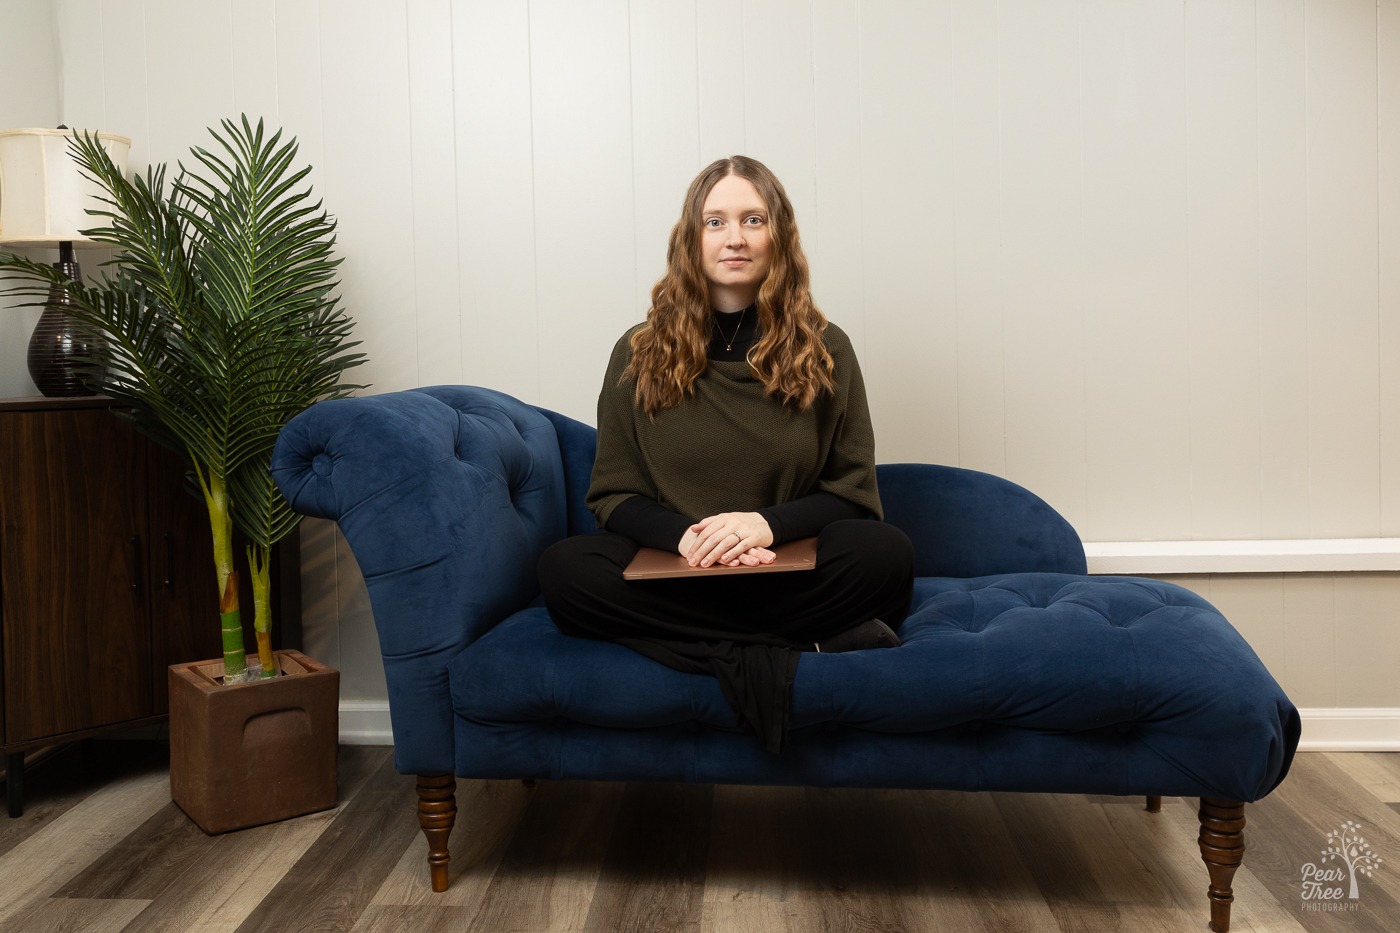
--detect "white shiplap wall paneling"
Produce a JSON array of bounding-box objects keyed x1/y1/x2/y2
[
  {"x1": 452, "y1": 0, "x2": 539, "y2": 405},
  {"x1": 810, "y1": 0, "x2": 866, "y2": 356},
  {"x1": 530, "y1": 0, "x2": 637, "y2": 423},
  {"x1": 997, "y1": 0, "x2": 1088, "y2": 531},
  {"x1": 629, "y1": 0, "x2": 702, "y2": 318},
  {"x1": 1080, "y1": 0, "x2": 1192, "y2": 542},
  {"x1": 8, "y1": 0, "x2": 1392, "y2": 545},
  {"x1": 272, "y1": 0, "x2": 326, "y2": 198},
  {"x1": 96, "y1": 0, "x2": 150, "y2": 168},
  {"x1": 1306, "y1": 0, "x2": 1381, "y2": 539},
  {"x1": 1380, "y1": 0, "x2": 1400, "y2": 537},
  {"x1": 406, "y1": 0, "x2": 463, "y2": 388},
  {"x1": 320, "y1": 0, "x2": 417, "y2": 395},
  {"x1": 858, "y1": 1, "x2": 959, "y2": 469},
  {"x1": 742, "y1": 0, "x2": 819, "y2": 258},
  {"x1": 1186, "y1": 0, "x2": 1264, "y2": 540},
  {"x1": 144, "y1": 0, "x2": 236, "y2": 164},
  {"x1": 231, "y1": 0, "x2": 280, "y2": 122},
  {"x1": 56, "y1": 0, "x2": 107, "y2": 130},
  {"x1": 949, "y1": 0, "x2": 1008, "y2": 480},
  {"x1": 1256, "y1": 0, "x2": 1312, "y2": 540},
  {"x1": 0, "y1": 7, "x2": 57, "y2": 120},
  {"x1": 696, "y1": 0, "x2": 748, "y2": 159}
]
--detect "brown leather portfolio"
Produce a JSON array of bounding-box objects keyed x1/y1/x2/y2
[{"x1": 622, "y1": 537, "x2": 818, "y2": 581}]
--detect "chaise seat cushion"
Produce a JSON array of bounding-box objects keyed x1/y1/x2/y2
[{"x1": 449, "y1": 572, "x2": 1299, "y2": 800}]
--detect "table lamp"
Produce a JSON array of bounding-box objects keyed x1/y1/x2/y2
[{"x1": 0, "y1": 127, "x2": 131, "y2": 396}]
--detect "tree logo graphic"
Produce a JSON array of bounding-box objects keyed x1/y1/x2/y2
[
  {"x1": 1323, "y1": 821, "x2": 1383, "y2": 899},
  {"x1": 1301, "y1": 820, "x2": 1383, "y2": 910}
]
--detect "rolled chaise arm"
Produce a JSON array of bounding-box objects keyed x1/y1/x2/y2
[
  {"x1": 273, "y1": 386, "x2": 573, "y2": 890},
  {"x1": 878, "y1": 464, "x2": 1259, "y2": 929},
  {"x1": 874, "y1": 463, "x2": 1087, "y2": 577}
]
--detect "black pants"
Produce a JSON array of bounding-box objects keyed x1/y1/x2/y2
[{"x1": 537, "y1": 519, "x2": 915, "y2": 752}]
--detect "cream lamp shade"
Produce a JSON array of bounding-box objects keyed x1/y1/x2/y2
[{"x1": 0, "y1": 128, "x2": 131, "y2": 248}]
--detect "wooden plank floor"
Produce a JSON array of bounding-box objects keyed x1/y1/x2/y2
[{"x1": 2, "y1": 743, "x2": 1397, "y2": 932}]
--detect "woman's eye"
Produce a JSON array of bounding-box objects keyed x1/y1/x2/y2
[
  {"x1": 705, "y1": 218, "x2": 723, "y2": 228},
  {"x1": 745, "y1": 215, "x2": 764, "y2": 226}
]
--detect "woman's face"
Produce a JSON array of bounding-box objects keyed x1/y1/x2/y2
[{"x1": 699, "y1": 174, "x2": 773, "y2": 311}]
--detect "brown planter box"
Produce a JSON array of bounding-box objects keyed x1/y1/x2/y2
[{"x1": 169, "y1": 649, "x2": 339, "y2": 834}]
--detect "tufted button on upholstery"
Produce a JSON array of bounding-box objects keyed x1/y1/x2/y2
[{"x1": 312, "y1": 452, "x2": 334, "y2": 476}]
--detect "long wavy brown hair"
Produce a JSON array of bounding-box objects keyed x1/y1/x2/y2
[{"x1": 623, "y1": 156, "x2": 835, "y2": 416}]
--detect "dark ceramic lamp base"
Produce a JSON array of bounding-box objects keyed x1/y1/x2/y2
[{"x1": 26, "y1": 242, "x2": 101, "y2": 397}]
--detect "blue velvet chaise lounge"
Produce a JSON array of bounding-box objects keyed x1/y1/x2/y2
[{"x1": 272, "y1": 385, "x2": 1300, "y2": 932}]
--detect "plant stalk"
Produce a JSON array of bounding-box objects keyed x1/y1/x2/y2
[
  {"x1": 248, "y1": 542, "x2": 276, "y2": 678},
  {"x1": 197, "y1": 462, "x2": 247, "y2": 679}
]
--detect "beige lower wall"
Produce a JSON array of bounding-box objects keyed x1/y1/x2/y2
[{"x1": 1149, "y1": 572, "x2": 1400, "y2": 710}]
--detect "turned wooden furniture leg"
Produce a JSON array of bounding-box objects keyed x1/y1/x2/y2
[
  {"x1": 1144, "y1": 795, "x2": 1161, "y2": 812},
  {"x1": 1198, "y1": 798, "x2": 1245, "y2": 932},
  {"x1": 417, "y1": 773, "x2": 457, "y2": 893}
]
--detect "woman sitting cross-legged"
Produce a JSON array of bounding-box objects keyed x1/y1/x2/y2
[{"x1": 538, "y1": 155, "x2": 914, "y2": 753}]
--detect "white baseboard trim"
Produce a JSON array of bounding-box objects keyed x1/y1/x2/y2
[
  {"x1": 338, "y1": 701, "x2": 395, "y2": 746},
  {"x1": 336, "y1": 702, "x2": 1400, "y2": 752},
  {"x1": 1084, "y1": 538, "x2": 1400, "y2": 575},
  {"x1": 1296, "y1": 708, "x2": 1400, "y2": 751}
]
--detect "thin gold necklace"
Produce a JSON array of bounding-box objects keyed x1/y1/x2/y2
[{"x1": 713, "y1": 308, "x2": 747, "y2": 352}]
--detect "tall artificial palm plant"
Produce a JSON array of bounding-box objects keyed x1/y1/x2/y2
[{"x1": 0, "y1": 116, "x2": 365, "y2": 681}]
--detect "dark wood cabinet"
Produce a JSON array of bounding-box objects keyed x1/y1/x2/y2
[{"x1": 0, "y1": 397, "x2": 300, "y2": 814}]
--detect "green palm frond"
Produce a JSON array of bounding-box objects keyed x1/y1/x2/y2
[
  {"x1": 67, "y1": 132, "x2": 200, "y2": 322},
  {"x1": 1, "y1": 116, "x2": 367, "y2": 675},
  {"x1": 165, "y1": 117, "x2": 366, "y2": 551}
]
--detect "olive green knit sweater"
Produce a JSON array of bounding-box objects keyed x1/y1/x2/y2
[{"x1": 587, "y1": 321, "x2": 883, "y2": 527}]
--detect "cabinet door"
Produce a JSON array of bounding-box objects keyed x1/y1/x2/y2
[
  {"x1": 0, "y1": 409, "x2": 154, "y2": 744},
  {"x1": 145, "y1": 442, "x2": 226, "y2": 710}
]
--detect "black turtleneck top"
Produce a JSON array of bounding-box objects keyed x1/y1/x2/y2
[{"x1": 601, "y1": 306, "x2": 868, "y2": 551}]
